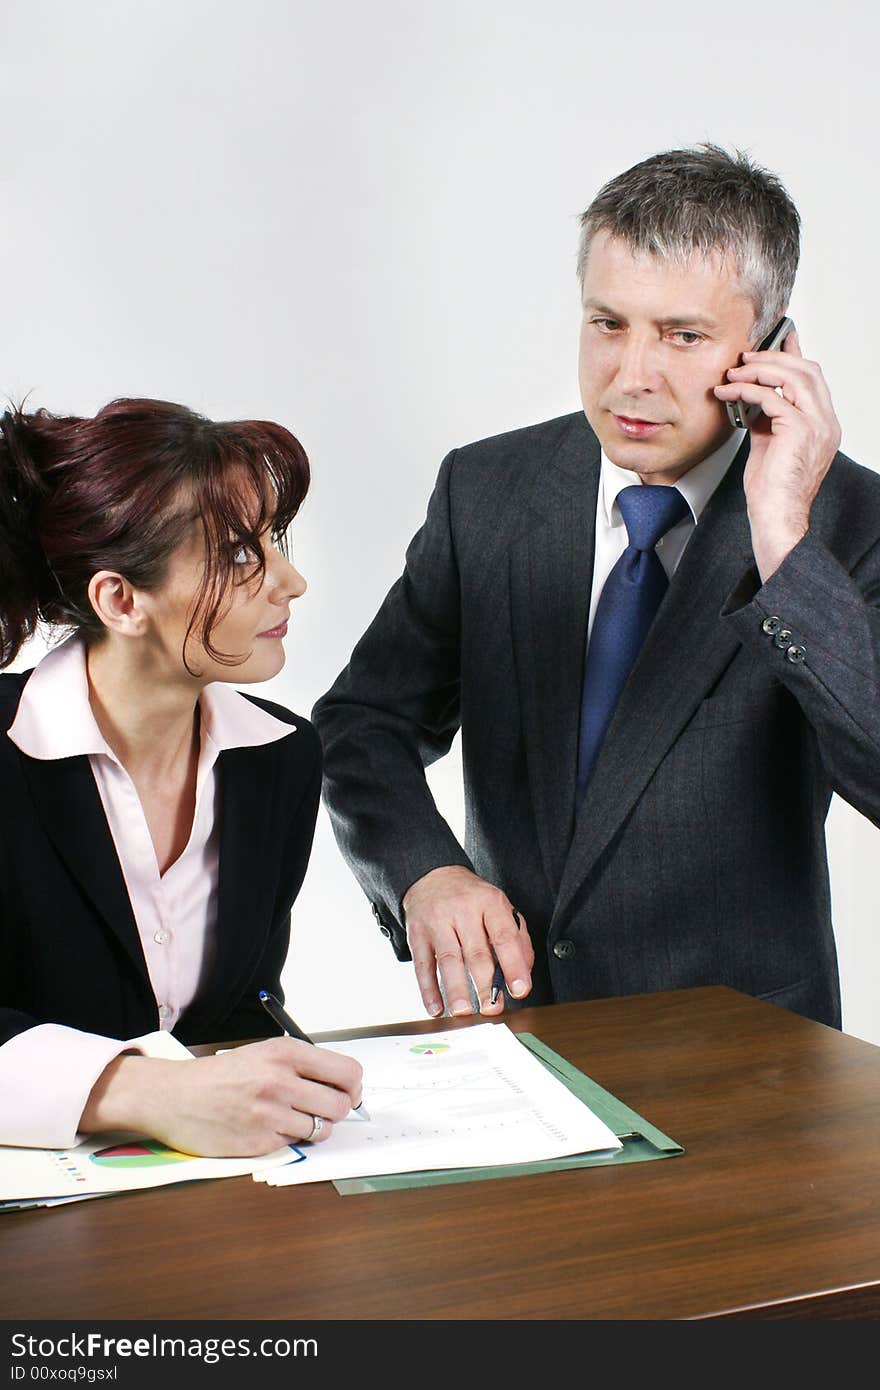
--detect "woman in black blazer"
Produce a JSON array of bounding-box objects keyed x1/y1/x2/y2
[{"x1": 0, "y1": 398, "x2": 361, "y2": 1154}]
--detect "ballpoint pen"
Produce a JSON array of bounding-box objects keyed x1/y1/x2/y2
[
  {"x1": 489, "y1": 960, "x2": 505, "y2": 1007},
  {"x1": 258, "y1": 989, "x2": 370, "y2": 1119},
  {"x1": 489, "y1": 907, "x2": 522, "y2": 1006}
]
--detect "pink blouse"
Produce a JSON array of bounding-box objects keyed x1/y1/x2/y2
[{"x1": 0, "y1": 637, "x2": 295, "y2": 1147}]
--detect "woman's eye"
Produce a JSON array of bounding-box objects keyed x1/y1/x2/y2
[{"x1": 232, "y1": 544, "x2": 253, "y2": 565}]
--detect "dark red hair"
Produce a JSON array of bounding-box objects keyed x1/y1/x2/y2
[{"x1": 0, "y1": 398, "x2": 310, "y2": 669}]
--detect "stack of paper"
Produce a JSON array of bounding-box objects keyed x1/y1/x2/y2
[{"x1": 256, "y1": 1022, "x2": 621, "y2": 1187}]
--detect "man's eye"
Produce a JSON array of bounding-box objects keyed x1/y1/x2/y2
[
  {"x1": 592, "y1": 318, "x2": 621, "y2": 333},
  {"x1": 669, "y1": 330, "x2": 702, "y2": 345}
]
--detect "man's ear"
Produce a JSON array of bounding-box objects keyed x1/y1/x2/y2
[{"x1": 86, "y1": 571, "x2": 147, "y2": 637}]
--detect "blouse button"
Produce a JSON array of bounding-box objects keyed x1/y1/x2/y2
[{"x1": 153, "y1": 929, "x2": 170, "y2": 945}]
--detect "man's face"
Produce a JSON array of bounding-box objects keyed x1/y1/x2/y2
[{"x1": 578, "y1": 230, "x2": 758, "y2": 484}]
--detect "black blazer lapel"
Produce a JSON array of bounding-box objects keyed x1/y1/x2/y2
[
  {"x1": 17, "y1": 752, "x2": 148, "y2": 982},
  {"x1": 554, "y1": 441, "x2": 756, "y2": 923},
  {"x1": 509, "y1": 416, "x2": 600, "y2": 895},
  {"x1": 185, "y1": 745, "x2": 279, "y2": 1031}
]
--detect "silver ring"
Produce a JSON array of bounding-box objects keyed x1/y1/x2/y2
[{"x1": 307, "y1": 1114, "x2": 324, "y2": 1142}]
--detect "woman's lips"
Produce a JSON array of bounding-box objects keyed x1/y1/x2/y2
[
  {"x1": 257, "y1": 621, "x2": 288, "y2": 639},
  {"x1": 612, "y1": 414, "x2": 667, "y2": 438}
]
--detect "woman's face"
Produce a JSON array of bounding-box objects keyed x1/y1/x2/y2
[{"x1": 143, "y1": 508, "x2": 307, "y2": 686}]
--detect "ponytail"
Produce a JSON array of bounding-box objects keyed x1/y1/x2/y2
[{"x1": 0, "y1": 409, "x2": 53, "y2": 668}]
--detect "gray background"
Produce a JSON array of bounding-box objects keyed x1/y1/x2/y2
[{"x1": 3, "y1": 1, "x2": 878, "y2": 1040}]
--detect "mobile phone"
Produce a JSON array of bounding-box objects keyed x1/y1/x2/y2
[{"x1": 725, "y1": 315, "x2": 795, "y2": 429}]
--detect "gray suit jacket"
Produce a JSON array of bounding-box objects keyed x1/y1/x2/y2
[{"x1": 313, "y1": 412, "x2": 880, "y2": 1027}]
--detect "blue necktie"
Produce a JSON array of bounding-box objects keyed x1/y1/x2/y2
[{"x1": 576, "y1": 484, "x2": 689, "y2": 802}]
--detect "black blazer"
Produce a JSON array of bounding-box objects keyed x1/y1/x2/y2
[
  {"x1": 314, "y1": 413, "x2": 880, "y2": 1029},
  {"x1": 0, "y1": 672, "x2": 322, "y2": 1048}
]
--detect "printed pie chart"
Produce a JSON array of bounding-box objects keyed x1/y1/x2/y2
[
  {"x1": 409, "y1": 1043, "x2": 451, "y2": 1055},
  {"x1": 90, "y1": 1140, "x2": 195, "y2": 1168}
]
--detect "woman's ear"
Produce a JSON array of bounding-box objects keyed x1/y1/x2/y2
[{"x1": 87, "y1": 571, "x2": 147, "y2": 637}]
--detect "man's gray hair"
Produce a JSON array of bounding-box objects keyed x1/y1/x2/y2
[{"x1": 577, "y1": 144, "x2": 800, "y2": 342}]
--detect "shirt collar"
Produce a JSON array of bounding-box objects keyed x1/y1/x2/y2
[
  {"x1": 199, "y1": 679, "x2": 296, "y2": 753},
  {"x1": 8, "y1": 635, "x2": 296, "y2": 762},
  {"x1": 599, "y1": 426, "x2": 746, "y2": 530}
]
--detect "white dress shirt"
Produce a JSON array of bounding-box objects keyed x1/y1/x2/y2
[
  {"x1": 588, "y1": 427, "x2": 746, "y2": 639},
  {"x1": 1, "y1": 636, "x2": 295, "y2": 1148}
]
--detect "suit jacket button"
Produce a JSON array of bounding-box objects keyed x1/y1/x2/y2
[
  {"x1": 773, "y1": 628, "x2": 793, "y2": 649},
  {"x1": 762, "y1": 615, "x2": 782, "y2": 635},
  {"x1": 786, "y1": 644, "x2": 806, "y2": 664},
  {"x1": 553, "y1": 940, "x2": 576, "y2": 960},
  {"x1": 379, "y1": 924, "x2": 392, "y2": 939}
]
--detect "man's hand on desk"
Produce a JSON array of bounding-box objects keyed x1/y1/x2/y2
[
  {"x1": 402, "y1": 865, "x2": 534, "y2": 1018},
  {"x1": 78, "y1": 1038, "x2": 364, "y2": 1157}
]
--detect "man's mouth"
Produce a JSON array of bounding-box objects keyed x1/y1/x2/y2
[{"x1": 611, "y1": 414, "x2": 668, "y2": 438}]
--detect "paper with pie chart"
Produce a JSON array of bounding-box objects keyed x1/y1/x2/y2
[
  {"x1": 258, "y1": 1022, "x2": 622, "y2": 1186},
  {"x1": 0, "y1": 1132, "x2": 297, "y2": 1203}
]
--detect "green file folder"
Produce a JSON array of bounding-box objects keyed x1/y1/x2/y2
[{"x1": 333, "y1": 1031, "x2": 683, "y2": 1195}]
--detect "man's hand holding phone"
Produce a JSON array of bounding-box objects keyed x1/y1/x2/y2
[{"x1": 713, "y1": 322, "x2": 842, "y2": 582}]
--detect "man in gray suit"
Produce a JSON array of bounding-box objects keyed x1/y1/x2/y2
[{"x1": 313, "y1": 145, "x2": 879, "y2": 1029}]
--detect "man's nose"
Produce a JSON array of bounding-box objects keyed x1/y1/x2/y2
[{"x1": 612, "y1": 333, "x2": 661, "y2": 396}]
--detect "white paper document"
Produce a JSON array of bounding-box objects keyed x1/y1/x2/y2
[{"x1": 257, "y1": 1022, "x2": 621, "y2": 1187}]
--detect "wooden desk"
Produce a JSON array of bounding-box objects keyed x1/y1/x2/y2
[{"x1": 5, "y1": 987, "x2": 880, "y2": 1321}]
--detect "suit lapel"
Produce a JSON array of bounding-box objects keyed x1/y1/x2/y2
[
  {"x1": 188, "y1": 745, "x2": 278, "y2": 1027},
  {"x1": 18, "y1": 752, "x2": 148, "y2": 981},
  {"x1": 553, "y1": 440, "x2": 756, "y2": 923},
  {"x1": 509, "y1": 417, "x2": 600, "y2": 895}
]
